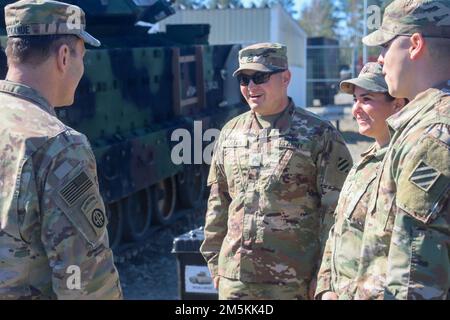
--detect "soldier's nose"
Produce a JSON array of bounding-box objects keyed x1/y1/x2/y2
[
  {"x1": 352, "y1": 101, "x2": 362, "y2": 117},
  {"x1": 377, "y1": 54, "x2": 384, "y2": 66}
]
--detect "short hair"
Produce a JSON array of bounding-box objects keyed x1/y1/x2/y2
[
  {"x1": 426, "y1": 37, "x2": 450, "y2": 61},
  {"x1": 384, "y1": 92, "x2": 396, "y2": 102},
  {"x1": 385, "y1": 92, "x2": 409, "y2": 106},
  {"x1": 5, "y1": 34, "x2": 79, "y2": 66}
]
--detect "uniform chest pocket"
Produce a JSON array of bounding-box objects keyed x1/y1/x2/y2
[
  {"x1": 343, "y1": 172, "x2": 377, "y2": 220},
  {"x1": 222, "y1": 139, "x2": 249, "y2": 191},
  {"x1": 264, "y1": 141, "x2": 314, "y2": 193}
]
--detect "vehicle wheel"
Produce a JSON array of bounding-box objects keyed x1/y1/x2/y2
[
  {"x1": 106, "y1": 201, "x2": 124, "y2": 250},
  {"x1": 153, "y1": 176, "x2": 177, "y2": 225},
  {"x1": 123, "y1": 188, "x2": 153, "y2": 242},
  {"x1": 177, "y1": 165, "x2": 207, "y2": 208}
]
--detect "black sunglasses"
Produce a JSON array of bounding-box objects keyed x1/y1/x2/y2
[{"x1": 237, "y1": 70, "x2": 285, "y2": 86}]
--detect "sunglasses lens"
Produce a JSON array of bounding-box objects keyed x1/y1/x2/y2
[
  {"x1": 238, "y1": 71, "x2": 282, "y2": 86},
  {"x1": 253, "y1": 73, "x2": 270, "y2": 85},
  {"x1": 238, "y1": 75, "x2": 250, "y2": 86}
]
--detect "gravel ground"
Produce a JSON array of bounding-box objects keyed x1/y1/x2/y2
[
  {"x1": 115, "y1": 117, "x2": 374, "y2": 300},
  {"x1": 115, "y1": 208, "x2": 206, "y2": 300}
]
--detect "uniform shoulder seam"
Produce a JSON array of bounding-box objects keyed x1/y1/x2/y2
[{"x1": 293, "y1": 107, "x2": 335, "y2": 129}]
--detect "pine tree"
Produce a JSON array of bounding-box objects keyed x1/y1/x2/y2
[
  {"x1": 205, "y1": 0, "x2": 242, "y2": 9},
  {"x1": 338, "y1": 0, "x2": 390, "y2": 65},
  {"x1": 174, "y1": 0, "x2": 202, "y2": 8},
  {"x1": 259, "y1": 0, "x2": 296, "y2": 16},
  {"x1": 298, "y1": 0, "x2": 340, "y2": 38}
]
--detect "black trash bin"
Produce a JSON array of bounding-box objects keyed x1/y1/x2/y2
[{"x1": 172, "y1": 226, "x2": 218, "y2": 300}]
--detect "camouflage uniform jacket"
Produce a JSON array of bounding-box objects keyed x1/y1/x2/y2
[
  {"x1": 200, "y1": 99, "x2": 352, "y2": 287},
  {"x1": 0, "y1": 81, "x2": 122, "y2": 299},
  {"x1": 315, "y1": 144, "x2": 387, "y2": 299},
  {"x1": 355, "y1": 81, "x2": 450, "y2": 300}
]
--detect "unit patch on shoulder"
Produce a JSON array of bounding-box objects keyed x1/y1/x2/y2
[
  {"x1": 338, "y1": 157, "x2": 351, "y2": 174},
  {"x1": 91, "y1": 209, "x2": 106, "y2": 229},
  {"x1": 59, "y1": 171, "x2": 94, "y2": 207},
  {"x1": 408, "y1": 160, "x2": 442, "y2": 192}
]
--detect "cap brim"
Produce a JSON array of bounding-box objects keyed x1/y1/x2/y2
[
  {"x1": 79, "y1": 30, "x2": 101, "y2": 47},
  {"x1": 362, "y1": 29, "x2": 397, "y2": 47},
  {"x1": 232, "y1": 63, "x2": 285, "y2": 77},
  {"x1": 340, "y1": 78, "x2": 388, "y2": 94}
]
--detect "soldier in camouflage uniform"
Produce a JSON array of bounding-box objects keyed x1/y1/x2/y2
[
  {"x1": 200, "y1": 43, "x2": 353, "y2": 300},
  {"x1": 0, "y1": 0, "x2": 122, "y2": 299},
  {"x1": 315, "y1": 63, "x2": 408, "y2": 300},
  {"x1": 353, "y1": 0, "x2": 450, "y2": 299}
]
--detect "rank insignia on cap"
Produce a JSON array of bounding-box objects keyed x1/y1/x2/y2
[
  {"x1": 408, "y1": 160, "x2": 441, "y2": 192},
  {"x1": 338, "y1": 157, "x2": 351, "y2": 173}
]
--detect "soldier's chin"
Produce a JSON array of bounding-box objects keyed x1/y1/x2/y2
[
  {"x1": 386, "y1": 78, "x2": 400, "y2": 98},
  {"x1": 248, "y1": 102, "x2": 262, "y2": 111},
  {"x1": 54, "y1": 97, "x2": 75, "y2": 108}
]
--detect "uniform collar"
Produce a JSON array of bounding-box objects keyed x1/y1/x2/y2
[
  {"x1": 0, "y1": 80, "x2": 56, "y2": 116},
  {"x1": 374, "y1": 144, "x2": 388, "y2": 160},
  {"x1": 246, "y1": 98, "x2": 295, "y2": 134},
  {"x1": 360, "y1": 143, "x2": 377, "y2": 159},
  {"x1": 359, "y1": 143, "x2": 388, "y2": 164},
  {"x1": 274, "y1": 98, "x2": 295, "y2": 133},
  {"x1": 386, "y1": 80, "x2": 450, "y2": 133}
]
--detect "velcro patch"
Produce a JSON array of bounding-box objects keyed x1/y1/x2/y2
[
  {"x1": 408, "y1": 160, "x2": 441, "y2": 192},
  {"x1": 59, "y1": 171, "x2": 94, "y2": 207},
  {"x1": 338, "y1": 157, "x2": 351, "y2": 173},
  {"x1": 91, "y1": 209, "x2": 106, "y2": 228}
]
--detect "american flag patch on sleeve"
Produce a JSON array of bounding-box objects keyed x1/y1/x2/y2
[{"x1": 59, "y1": 171, "x2": 94, "y2": 207}]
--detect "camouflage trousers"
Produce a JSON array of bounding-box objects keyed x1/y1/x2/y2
[{"x1": 218, "y1": 276, "x2": 309, "y2": 300}]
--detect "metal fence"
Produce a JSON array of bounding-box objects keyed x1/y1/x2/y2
[{"x1": 306, "y1": 38, "x2": 360, "y2": 108}]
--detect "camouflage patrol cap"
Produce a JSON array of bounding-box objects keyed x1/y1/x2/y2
[
  {"x1": 4, "y1": 0, "x2": 100, "y2": 47},
  {"x1": 340, "y1": 62, "x2": 388, "y2": 94},
  {"x1": 233, "y1": 42, "x2": 288, "y2": 77},
  {"x1": 363, "y1": 0, "x2": 450, "y2": 47}
]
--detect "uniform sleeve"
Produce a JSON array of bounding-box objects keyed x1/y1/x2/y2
[
  {"x1": 200, "y1": 136, "x2": 231, "y2": 279},
  {"x1": 314, "y1": 225, "x2": 335, "y2": 298},
  {"x1": 313, "y1": 126, "x2": 352, "y2": 294},
  {"x1": 40, "y1": 141, "x2": 123, "y2": 300},
  {"x1": 385, "y1": 125, "x2": 450, "y2": 300},
  {"x1": 316, "y1": 126, "x2": 352, "y2": 251}
]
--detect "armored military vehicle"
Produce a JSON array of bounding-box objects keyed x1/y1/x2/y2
[
  {"x1": 189, "y1": 272, "x2": 213, "y2": 285},
  {"x1": 0, "y1": 0, "x2": 246, "y2": 249}
]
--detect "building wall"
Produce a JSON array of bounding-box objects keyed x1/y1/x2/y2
[
  {"x1": 158, "y1": 5, "x2": 307, "y2": 107},
  {"x1": 159, "y1": 8, "x2": 271, "y2": 45},
  {"x1": 270, "y1": 5, "x2": 307, "y2": 107},
  {"x1": 288, "y1": 66, "x2": 306, "y2": 108}
]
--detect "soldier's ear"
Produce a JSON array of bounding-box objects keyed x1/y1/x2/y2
[
  {"x1": 393, "y1": 98, "x2": 406, "y2": 112},
  {"x1": 56, "y1": 44, "x2": 70, "y2": 73},
  {"x1": 282, "y1": 69, "x2": 291, "y2": 87},
  {"x1": 409, "y1": 33, "x2": 426, "y2": 60}
]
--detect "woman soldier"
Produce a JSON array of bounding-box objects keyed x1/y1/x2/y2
[{"x1": 314, "y1": 62, "x2": 408, "y2": 300}]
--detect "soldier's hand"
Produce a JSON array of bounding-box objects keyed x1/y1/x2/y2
[
  {"x1": 321, "y1": 291, "x2": 339, "y2": 300},
  {"x1": 213, "y1": 276, "x2": 220, "y2": 289}
]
